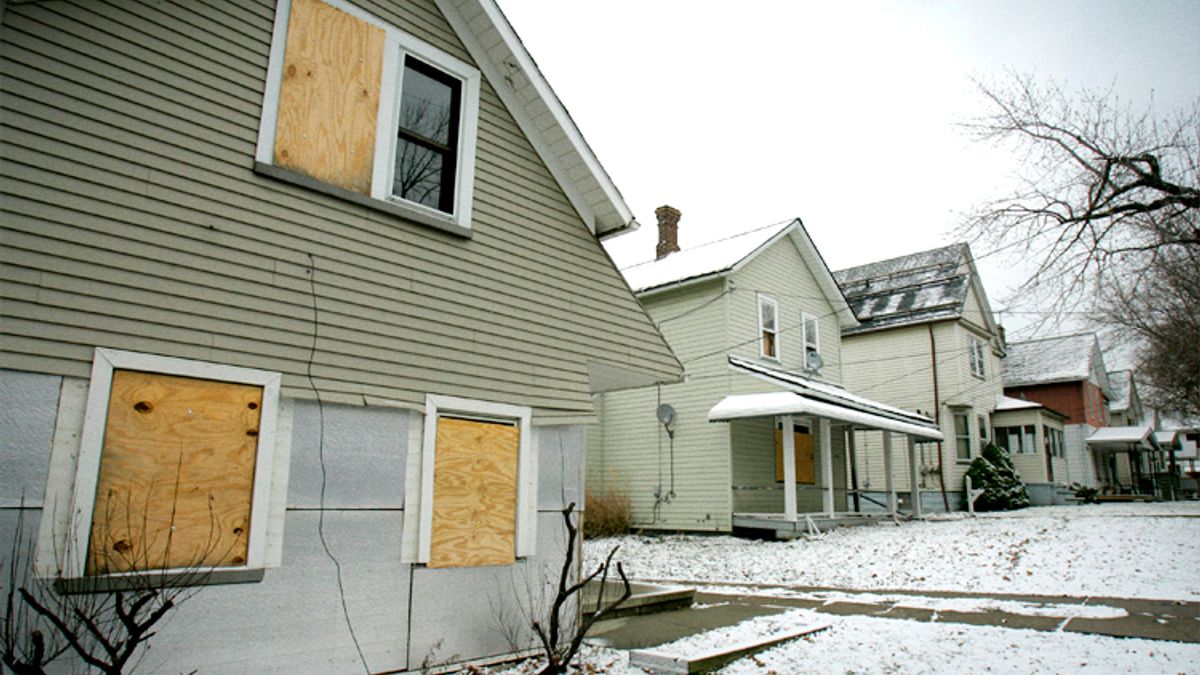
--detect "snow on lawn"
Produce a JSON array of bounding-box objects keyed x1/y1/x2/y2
[
  {"x1": 584, "y1": 503, "x2": 1200, "y2": 601},
  {"x1": 488, "y1": 611, "x2": 1200, "y2": 675}
]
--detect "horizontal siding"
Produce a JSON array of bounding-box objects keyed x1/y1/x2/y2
[
  {"x1": 589, "y1": 376, "x2": 733, "y2": 532},
  {"x1": 0, "y1": 0, "x2": 681, "y2": 417},
  {"x1": 843, "y1": 321, "x2": 1003, "y2": 499},
  {"x1": 726, "y1": 238, "x2": 845, "y2": 384}
]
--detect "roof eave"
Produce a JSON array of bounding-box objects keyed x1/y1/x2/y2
[{"x1": 438, "y1": 0, "x2": 635, "y2": 238}]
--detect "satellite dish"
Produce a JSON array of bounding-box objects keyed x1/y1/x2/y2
[
  {"x1": 805, "y1": 351, "x2": 824, "y2": 373},
  {"x1": 656, "y1": 403, "x2": 676, "y2": 426}
]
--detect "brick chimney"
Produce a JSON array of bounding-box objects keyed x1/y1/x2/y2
[{"x1": 655, "y1": 205, "x2": 681, "y2": 260}]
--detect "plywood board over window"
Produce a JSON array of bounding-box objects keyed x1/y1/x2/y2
[
  {"x1": 274, "y1": 0, "x2": 384, "y2": 194},
  {"x1": 776, "y1": 427, "x2": 815, "y2": 483},
  {"x1": 411, "y1": 395, "x2": 535, "y2": 567},
  {"x1": 87, "y1": 371, "x2": 262, "y2": 575},
  {"x1": 428, "y1": 417, "x2": 519, "y2": 568},
  {"x1": 53, "y1": 348, "x2": 284, "y2": 584}
]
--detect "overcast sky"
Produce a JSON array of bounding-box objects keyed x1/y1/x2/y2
[{"x1": 498, "y1": 0, "x2": 1199, "y2": 342}]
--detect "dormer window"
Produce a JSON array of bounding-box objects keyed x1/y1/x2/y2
[
  {"x1": 969, "y1": 336, "x2": 986, "y2": 378},
  {"x1": 759, "y1": 295, "x2": 779, "y2": 360},
  {"x1": 802, "y1": 312, "x2": 820, "y2": 369}
]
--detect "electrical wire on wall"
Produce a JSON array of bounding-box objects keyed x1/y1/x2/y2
[{"x1": 306, "y1": 253, "x2": 369, "y2": 674}]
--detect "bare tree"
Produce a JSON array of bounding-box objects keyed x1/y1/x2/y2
[
  {"x1": 960, "y1": 73, "x2": 1199, "y2": 414},
  {"x1": 3, "y1": 489, "x2": 224, "y2": 674}
]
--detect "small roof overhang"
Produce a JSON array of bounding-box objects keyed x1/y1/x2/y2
[
  {"x1": 708, "y1": 391, "x2": 944, "y2": 441},
  {"x1": 1154, "y1": 430, "x2": 1180, "y2": 448},
  {"x1": 1087, "y1": 425, "x2": 1157, "y2": 450}
]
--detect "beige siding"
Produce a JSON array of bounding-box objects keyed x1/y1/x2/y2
[
  {"x1": 0, "y1": 0, "x2": 680, "y2": 420},
  {"x1": 843, "y1": 316, "x2": 1003, "y2": 500},
  {"x1": 726, "y1": 237, "x2": 844, "y2": 384},
  {"x1": 587, "y1": 280, "x2": 733, "y2": 531}
]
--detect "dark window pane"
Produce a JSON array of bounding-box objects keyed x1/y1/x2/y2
[
  {"x1": 400, "y1": 63, "x2": 454, "y2": 145},
  {"x1": 393, "y1": 138, "x2": 442, "y2": 209}
]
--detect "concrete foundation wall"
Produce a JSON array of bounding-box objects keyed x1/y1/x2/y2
[{"x1": 0, "y1": 369, "x2": 584, "y2": 673}]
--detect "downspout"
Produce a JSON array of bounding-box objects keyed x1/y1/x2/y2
[{"x1": 928, "y1": 324, "x2": 950, "y2": 512}]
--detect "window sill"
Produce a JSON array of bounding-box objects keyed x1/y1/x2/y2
[
  {"x1": 53, "y1": 567, "x2": 266, "y2": 593},
  {"x1": 254, "y1": 162, "x2": 472, "y2": 239}
]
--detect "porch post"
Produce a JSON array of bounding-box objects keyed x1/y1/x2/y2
[
  {"x1": 907, "y1": 435, "x2": 923, "y2": 518},
  {"x1": 820, "y1": 417, "x2": 834, "y2": 517},
  {"x1": 883, "y1": 431, "x2": 896, "y2": 517},
  {"x1": 781, "y1": 414, "x2": 797, "y2": 522}
]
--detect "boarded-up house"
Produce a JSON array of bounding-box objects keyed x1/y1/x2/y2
[
  {"x1": 588, "y1": 210, "x2": 941, "y2": 538},
  {"x1": 833, "y1": 243, "x2": 1006, "y2": 512},
  {"x1": 0, "y1": 0, "x2": 682, "y2": 671}
]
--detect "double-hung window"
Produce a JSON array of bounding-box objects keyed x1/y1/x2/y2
[
  {"x1": 969, "y1": 336, "x2": 986, "y2": 378},
  {"x1": 256, "y1": 0, "x2": 481, "y2": 235},
  {"x1": 759, "y1": 295, "x2": 779, "y2": 360},
  {"x1": 954, "y1": 412, "x2": 972, "y2": 462},
  {"x1": 801, "y1": 312, "x2": 820, "y2": 370}
]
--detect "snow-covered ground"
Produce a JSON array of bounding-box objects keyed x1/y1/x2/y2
[
  {"x1": 488, "y1": 503, "x2": 1200, "y2": 674},
  {"x1": 585, "y1": 503, "x2": 1200, "y2": 601}
]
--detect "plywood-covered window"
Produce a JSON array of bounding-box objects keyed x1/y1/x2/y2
[
  {"x1": 256, "y1": 0, "x2": 481, "y2": 235},
  {"x1": 417, "y1": 395, "x2": 535, "y2": 567},
  {"x1": 775, "y1": 424, "x2": 815, "y2": 483},
  {"x1": 59, "y1": 349, "x2": 283, "y2": 582}
]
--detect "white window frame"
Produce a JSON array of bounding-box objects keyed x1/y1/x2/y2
[
  {"x1": 415, "y1": 394, "x2": 536, "y2": 564},
  {"x1": 801, "y1": 311, "x2": 820, "y2": 364},
  {"x1": 758, "y1": 294, "x2": 780, "y2": 361},
  {"x1": 969, "y1": 336, "x2": 986, "y2": 378},
  {"x1": 256, "y1": 0, "x2": 481, "y2": 235},
  {"x1": 55, "y1": 348, "x2": 282, "y2": 584},
  {"x1": 954, "y1": 411, "x2": 972, "y2": 463}
]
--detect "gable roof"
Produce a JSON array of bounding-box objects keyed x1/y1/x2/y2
[
  {"x1": 619, "y1": 218, "x2": 859, "y2": 328},
  {"x1": 1003, "y1": 333, "x2": 1113, "y2": 396},
  {"x1": 833, "y1": 243, "x2": 995, "y2": 336},
  {"x1": 437, "y1": 0, "x2": 636, "y2": 238}
]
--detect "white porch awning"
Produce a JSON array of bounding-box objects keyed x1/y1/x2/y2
[
  {"x1": 708, "y1": 391, "x2": 944, "y2": 441},
  {"x1": 1087, "y1": 424, "x2": 1156, "y2": 449}
]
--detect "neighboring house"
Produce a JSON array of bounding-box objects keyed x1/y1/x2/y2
[
  {"x1": 1106, "y1": 370, "x2": 1146, "y2": 426},
  {"x1": 1169, "y1": 425, "x2": 1200, "y2": 497},
  {"x1": 1002, "y1": 333, "x2": 1113, "y2": 490},
  {"x1": 991, "y1": 395, "x2": 1071, "y2": 504},
  {"x1": 588, "y1": 209, "x2": 942, "y2": 538},
  {"x1": 0, "y1": 0, "x2": 682, "y2": 671},
  {"x1": 833, "y1": 243, "x2": 1006, "y2": 512}
]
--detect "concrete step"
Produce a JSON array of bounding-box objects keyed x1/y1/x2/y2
[{"x1": 583, "y1": 579, "x2": 695, "y2": 620}]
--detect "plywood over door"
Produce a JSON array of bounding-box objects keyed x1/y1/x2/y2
[
  {"x1": 775, "y1": 428, "x2": 815, "y2": 483},
  {"x1": 86, "y1": 370, "x2": 261, "y2": 575},
  {"x1": 429, "y1": 416, "x2": 518, "y2": 568},
  {"x1": 274, "y1": 0, "x2": 384, "y2": 194}
]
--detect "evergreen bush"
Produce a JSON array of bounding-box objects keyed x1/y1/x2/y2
[{"x1": 964, "y1": 443, "x2": 1031, "y2": 511}]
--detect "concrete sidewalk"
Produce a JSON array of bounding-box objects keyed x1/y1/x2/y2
[{"x1": 586, "y1": 581, "x2": 1200, "y2": 649}]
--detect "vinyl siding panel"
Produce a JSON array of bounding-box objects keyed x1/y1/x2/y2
[
  {"x1": 0, "y1": 0, "x2": 680, "y2": 418},
  {"x1": 843, "y1": 320, "x2": 1003, "y2": 500},
  {"x1": 587, "y1": 376, "x2": 733, "y2": 532},
  {"x1": 727, "y1": 239, "x2": 844, "y2": 384}
]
